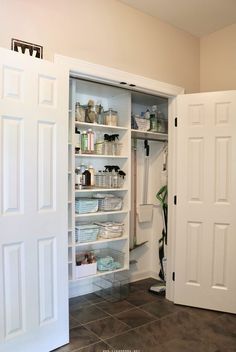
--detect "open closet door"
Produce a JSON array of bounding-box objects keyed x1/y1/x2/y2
[
  {"x1": 0, "y1": 48, "x2": 69, "y2": 351},
  {"x1": 174, "y1": 91, "x2": 236, "y2": 313}
]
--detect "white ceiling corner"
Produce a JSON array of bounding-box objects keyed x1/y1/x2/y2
[{"x1": 118, "y1": 0, "x2": 236, "y2": 37}]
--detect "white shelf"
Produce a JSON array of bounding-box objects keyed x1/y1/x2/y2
[
  {"x1": 75, "y1": 209, "x2": 128, "y2": 218},
  {"x1": 73, "y1": 266, "x2": 129, "y2": 282},
  {"x1": 75, "y1": 121, "x2": 128, "y2": 131},
  {"x1": 131, "y1": 129, "x2": 168, "y2": 142},
  {"x1": 75, "y1": 188, "x2": 128, "y2": 193},
  {"x1": 75, "y1": 153, "x2": 128, "y2": 159},
  {"x1": 75, "y1": 235, "x2": 129, "y2": 247}
]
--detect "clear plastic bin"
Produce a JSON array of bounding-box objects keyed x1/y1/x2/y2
[
  {"x1": 94, "y1": 248, "x2": 124, "y2": 272},
  {"x1": 94, "y1": 271, "x2": 130, "y2": 302}
]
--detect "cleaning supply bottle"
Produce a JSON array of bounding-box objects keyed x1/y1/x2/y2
[
  {"x1": 82, "y1": 167, "x2": 91, "y2": 187},
  {"x1": 81, "y1": 131, "x2": 88, "y2": 153}
]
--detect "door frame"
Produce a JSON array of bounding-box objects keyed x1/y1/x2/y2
[{"x1": 54, "y1": 54, "x2": 184, "y2": 301}]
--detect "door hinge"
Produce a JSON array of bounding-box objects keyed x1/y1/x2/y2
[
  {"x1": 174, "y1": 195, "x2": 177, "y2": 205},
  {"x1": 175, "y1": 117, "x2": 178, "y2": 127},
  {"x1": 172, "y1": 272, "x2": 175, "y2": 281}
]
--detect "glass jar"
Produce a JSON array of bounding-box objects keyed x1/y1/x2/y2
[
  {"x1": 75, "y1": 102, "x2": 85, "y2": 122},
  {"x1": 104, "y1": 109, "x2": 118, "y2": 126}
]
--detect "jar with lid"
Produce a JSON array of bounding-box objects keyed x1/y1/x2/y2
[
  {"x1": 95, "y1": 132, "x2": 104, "y2": 155},
  {"x1": 104, "y1": 109, "x2": 118, "y2": 126},
  {"x1": 75, "y1": 102, "x2": 85, "y2": 122},
  {"x1": 95, "y1": 103, "x2": 104, "y2": 124},
  {"x1": 85, "y1": 100, "x2": 97, "y2": 123}
]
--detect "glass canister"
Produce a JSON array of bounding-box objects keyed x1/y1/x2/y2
[
  {"x1": 150, "y1": 114, "x2": 158, "y2": 132},
  {"x1": 104, "y1": 109, "x2": 118, "y2": 126},
  {"x1": 75, "y1": 102, "x2": 85, "y2": 122},
  {"x1": 85, "y1": 100, "x2": 97, "y2": 123}
]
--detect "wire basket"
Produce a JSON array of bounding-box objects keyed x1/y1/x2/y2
[
  {"x1": 95, "y1": 222, "x2": 124, "y2": 239},
  {"x1": 75, "y1": 224, "x2": 99, "y2": 243},
  {"x1": 97, "y1": 197, "x2": 123, "y2": 212},
  {"x1": 75, "y1": 198, "x2": 98, "y2": 214}
]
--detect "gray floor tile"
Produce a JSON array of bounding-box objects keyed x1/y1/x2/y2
[
  {"x1": 179, "y1": 305, "x2": 223, "y2": 323},
  {"x1": 129, "y1": 278, "x2": 162, "y2": 291},
  {"x1": 115, "y1": 307, "x2": 156, "y2": 328},
  {"x1": 70, "y1": 305, "x2": 109, "y2": 324},
  {"x1": 140, "y1": 298, "x2": 182, "y2": 319},
  {"x1": 106, "y1": 328, "x2": 164, "y2": 352},
  {"x1": 161, "y1": 336, "x2": 217, "y2": 352},
  {"x1": 53, "y1": 326, "x2": 100, "y2": 351},
  {"x1": 85, "y1": 316, "x2": 129, "y2": 339},
  {"x1": 77, "y1": 341, "x2": 111, "y2": 352},
  {"x1": 97, "y1": 299, "x2": 134, "y2": 315},
  {"x1": 126, "y1": 289, "x2": 157, "y2": 306},
  {"x1": 69, "y1": 316, "x2": 80, "y2": 329},
  {"x1": 83, "y1": 293, "x2": 106, "y2": 304}
]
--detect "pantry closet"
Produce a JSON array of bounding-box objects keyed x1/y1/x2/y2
[{"x1": 67, "y1": 76, "x2": 169, "y2": 297}]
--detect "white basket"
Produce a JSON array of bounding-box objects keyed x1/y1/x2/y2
[{"x1": 75, "y1": 262, "x2": 97, "y2": 278}]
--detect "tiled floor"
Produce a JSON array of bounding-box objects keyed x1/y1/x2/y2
[{"x1": 54, "y1": 278, "x2": 236, "y2": 352}]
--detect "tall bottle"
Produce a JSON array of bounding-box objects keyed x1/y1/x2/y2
[
  {"x1": 81, "y1": 131, "x2": 88, "y2": 153},
  {"x1": 88, "y1": 165, "x2": 95, "y2": 186},
  {"x1": 87, "y1": 129, "x2": 95, "y2": 153},
  {"x1": 75, "y1": 167, "x2": 82, "y2": 189},
  {"x1": 82, "y1": 167, "x2": 91, "y2": 187}
]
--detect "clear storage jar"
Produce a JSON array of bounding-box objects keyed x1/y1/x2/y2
[{"x1": 104, "y1": 109, "x2": 118, "y2": 126}]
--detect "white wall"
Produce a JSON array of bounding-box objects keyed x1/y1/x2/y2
[
  {"x1": 200, "y1": 23, "x2": 236, "y2": 92},
  {"x1": 0, "y1": 0, "x2": 200, "y2": 93}
]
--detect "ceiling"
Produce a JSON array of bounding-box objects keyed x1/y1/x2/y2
[{"x1": 119, "y1": 0, "x2": 236, "y2": 37}]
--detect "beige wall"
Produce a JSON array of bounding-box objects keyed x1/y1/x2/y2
[
  {"x1": 200, "y1": 24, "x2": 236, "y2": 92},
  {"x1": 0, "y1": 0, "x2": 200, "y2": 93}
]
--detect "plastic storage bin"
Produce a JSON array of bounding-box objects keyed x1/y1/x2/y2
[
  {"x1": 75, "y1": 198, "x2": 98, "y2": 214},
  {"x1": 93, "y1": 271, "x2": 129, "y2": 302},
  {"x1": 75, "y1": 262, "x2": 97, "y2": 278},
  {"x1": 75, "y1": 224, "x2": 99, "y2": 243},
  {"x1": 95, "y1": 248, "x2": 124, "y2": 272},
  {"x1": 75, "y1": 251, "x2": 97, "y2": 278}
]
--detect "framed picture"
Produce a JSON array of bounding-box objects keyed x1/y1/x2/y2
[{"x1": 11, "y1": 38, "x2": 43, "y2": 59}]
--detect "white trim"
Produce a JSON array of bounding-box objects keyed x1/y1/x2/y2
[
  {"x1": 54, "y1": 53, "x2": 185, "y2": 302},
  {"x1": 165, "y1": 97, "x2": 178, "y2": 301},
  {"x1": 54, "y1": 54, "x2": 184, "y2": 97}
]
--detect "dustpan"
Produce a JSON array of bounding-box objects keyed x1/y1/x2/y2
[{"x1": 138, "y1": 140, "x2": 153, "y2": 223}]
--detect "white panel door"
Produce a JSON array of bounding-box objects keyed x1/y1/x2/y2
[
  {"x1": 0, "y1": 48, "x2": 69, "y2": 351},
  {"x1": 175, "y1": 91, "x2": 236, "y2": 313}
]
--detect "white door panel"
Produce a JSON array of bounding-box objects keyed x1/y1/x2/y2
[
  {"x1": 175, "y1": 91, "x2": 236, "y2": 313},
  {"x1": 0, "y1": 48, "x2": 69, "y2": 351}
]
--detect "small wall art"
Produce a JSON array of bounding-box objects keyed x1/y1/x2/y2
[{"x1": 11, "y1": 38, "x2": 43, "y2": 59}]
